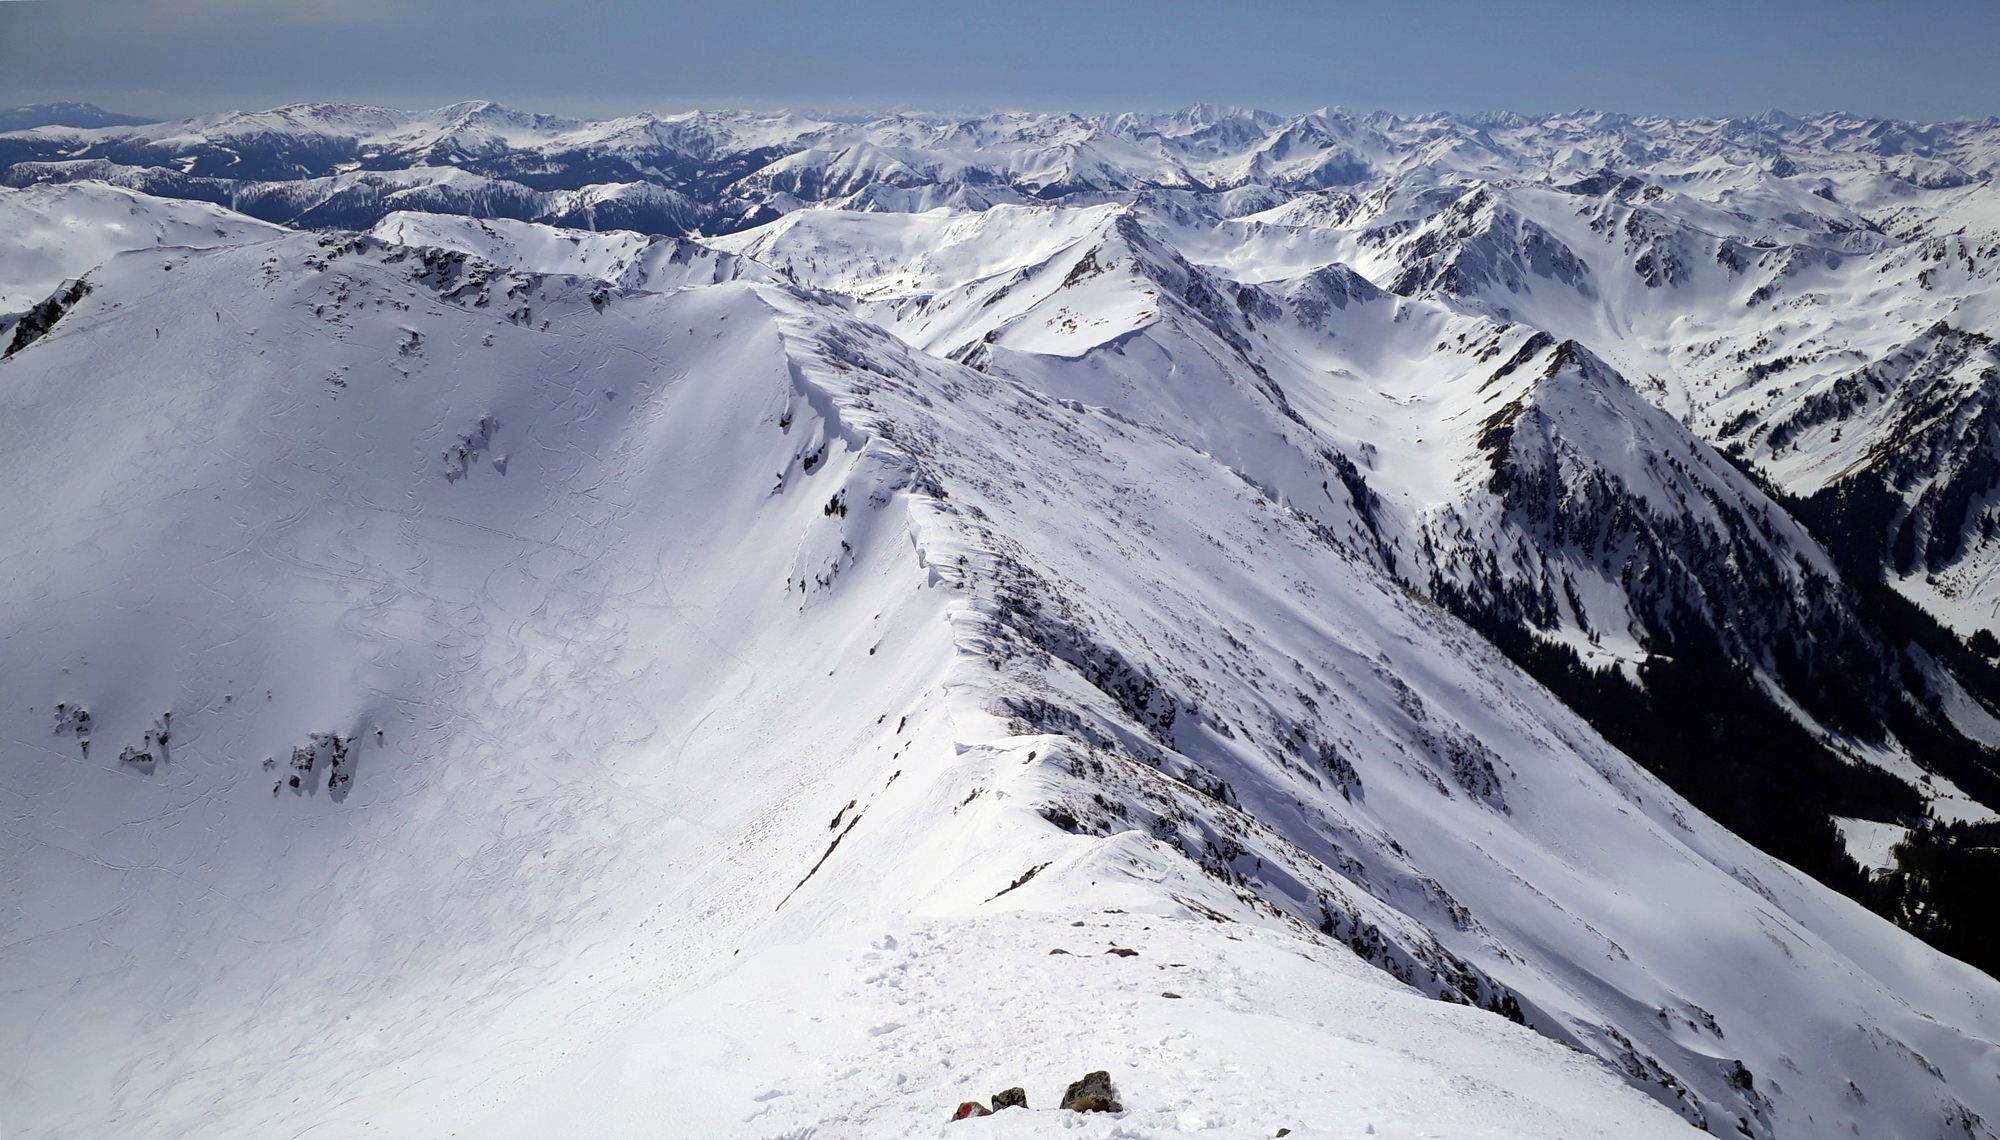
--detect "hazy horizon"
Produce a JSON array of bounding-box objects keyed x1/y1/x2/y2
[
  {"x1": 11, "y1": 94, "x2": 2000, "y2": 129},
  {"x1": 1, "y1": 0, "x2": 1995, "y2": 124}
]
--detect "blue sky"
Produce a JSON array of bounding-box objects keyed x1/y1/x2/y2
[{"x1": 0, "y1": 0, "x2": 1994, "y2": 121}]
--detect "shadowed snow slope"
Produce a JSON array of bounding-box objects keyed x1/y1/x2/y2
[{"x1": 2, "y1": 225, "x2": 1998, "y2": 1139}]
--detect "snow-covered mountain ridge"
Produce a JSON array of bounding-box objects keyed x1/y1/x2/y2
[{"x1": 4, "y1": 102, "x2": 2000, "y2": 1138}]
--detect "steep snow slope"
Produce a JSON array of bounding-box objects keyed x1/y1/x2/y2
[
  {"x1": 5, "y1": 226, "x2": 2000, "y2": 1139},
  {"x1": 712, "y1": 200, "x2": 2000, "y2": 829},
  {"x1": 0, "y1": 180, "x2": 283, "y2": 314},
  {"x1": 1285, "y1": 172, "x2": 2000, "y2": 642},
  {"x1": 0, "y1": 230, "x2": 1684, "y2": 1139}
]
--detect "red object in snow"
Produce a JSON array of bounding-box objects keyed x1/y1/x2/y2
[{"x1": 950, "y1": 1100, "x2": 994, "y2": 1121}]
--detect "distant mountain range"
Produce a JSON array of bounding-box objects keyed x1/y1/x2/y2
[{"x1": 0, "y1": 101, "x2": 153, "y2": 132}]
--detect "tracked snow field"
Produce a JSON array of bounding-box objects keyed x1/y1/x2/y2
[{"x1": 482, "y1": 900, "x2": 1695, "y2": 1140}]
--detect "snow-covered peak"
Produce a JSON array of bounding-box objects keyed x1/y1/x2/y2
[{"x1": 0, "y1": 180, "x2": 285, "y2": 314}]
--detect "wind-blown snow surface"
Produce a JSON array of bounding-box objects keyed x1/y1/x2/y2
[
  {"x1": 2, "y1": 219, "x2": 1999, "y2": 1140},
  {"x1": 0, "y1": 181, "x2": 282, "y2": 314}
]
